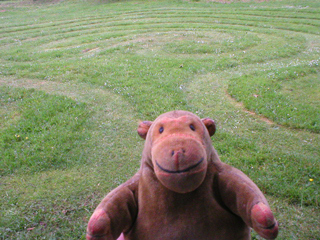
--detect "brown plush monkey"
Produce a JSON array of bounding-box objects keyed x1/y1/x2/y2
[{"x1": 87, "y1": 110, "x2": 278, "y2": 240}]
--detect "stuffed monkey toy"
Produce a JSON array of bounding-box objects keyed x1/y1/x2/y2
[{"x1": 87, "y1": 110, "x2": 278, "y2": 240}]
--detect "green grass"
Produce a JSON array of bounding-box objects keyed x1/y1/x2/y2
[
  {"x1": 0, "y1": 86, "x2": 91, "y2": 175},
  {"x1": 228, "y1": 64, "x2": 320, "y2": 132},
  {"x1": 0, "y1": 0, "x2": 319, "y2": 239}
]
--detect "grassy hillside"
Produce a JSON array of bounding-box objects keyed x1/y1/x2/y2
[{"x1": 0, "y1": 0, "x2": 319, "y2": 239}]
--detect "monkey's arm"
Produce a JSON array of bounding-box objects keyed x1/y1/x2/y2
[
  {"x1": 217, "y1": 163, "x2": 278, "y2": 239},
  {"x1": 86, "y1": 174, "x2": 139, "y2": 240}
]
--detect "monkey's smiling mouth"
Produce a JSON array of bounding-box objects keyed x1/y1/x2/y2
[{"x1": 155, "y1": 158, "x2": 204, "y2": 174}]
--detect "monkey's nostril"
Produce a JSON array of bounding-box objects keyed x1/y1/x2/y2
[{"x1": 171, "y1": 150, "x2": 175, "y2": 156}]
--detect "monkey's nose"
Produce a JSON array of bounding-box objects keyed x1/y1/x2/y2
[
  {"x1": 171, "y1": 149, "x2": 186, "y2": 157},
  {"x1": 171, "y1": 149, "x2": 186, "y2": 169}
]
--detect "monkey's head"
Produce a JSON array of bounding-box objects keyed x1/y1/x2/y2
[{"x1": 138, "y1": 110, "x2": 216, "y2": 194}]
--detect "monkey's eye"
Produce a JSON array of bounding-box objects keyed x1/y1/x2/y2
[
  {"x1": 189, "y1": 124, "x2": 196, "y2": 131},
  {"x1": 159, "y1": 126, "x2": 164, "y2": 133}
]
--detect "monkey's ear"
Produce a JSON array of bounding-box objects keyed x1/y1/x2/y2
[
  {"x1": 137, "y1": 121, "x2": 153, "y2": 140},
  {"x1": 202, "y1": 118, "x2": 216, "y2": 136}
]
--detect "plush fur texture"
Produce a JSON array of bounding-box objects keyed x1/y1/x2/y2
[{"x1": 87, "y1": 110, "x2": 278, "y2": 240}]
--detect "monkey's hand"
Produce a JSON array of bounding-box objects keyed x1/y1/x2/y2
[
  {"x1": 251, "y1": 202, "x2": 279, "y2": 239},
  {"x1": 86, "y1": 209, "x2": 112, "y2": 240},
  {"x1": 86, "y1": 175, "x2": 139, "y2": 240}
]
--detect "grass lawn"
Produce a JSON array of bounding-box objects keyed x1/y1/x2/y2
[{"x1": 0, "y1": 0, "x2": 319, "y2": 239}]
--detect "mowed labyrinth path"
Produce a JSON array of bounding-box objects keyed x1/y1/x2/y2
[
  {"x1": 0, "y1": 1, "x2": 319, "y2": 239},
  {"x1": 1, "y1": 1, "x2": 319, "y2": 117}
]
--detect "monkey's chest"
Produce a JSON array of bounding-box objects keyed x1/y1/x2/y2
[{"x1": 125, "y1": 192, "x2": 250, "y2": 240}]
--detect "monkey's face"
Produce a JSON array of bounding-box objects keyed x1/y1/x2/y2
[{"x1": 138, "y1": 111, "x2": 215, "y2": 193}]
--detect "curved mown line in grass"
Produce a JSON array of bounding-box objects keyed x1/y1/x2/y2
[
  {"x1": 2, "y1": 5, "x2": 319, "y2": 48},
  {"x1": 228, "y1": 64, "x2": 320, "y2": 133},
  {"x1": 184, "y1": 72, "x2": 319, "y2": 207},
  {"x1": 0, "y1": 78, "x2": 141, "y2": 175},
  {"x1": 2, "y1": 29, "x2": 307, "y2": 70},
  {"x1": 1, "y1": 17, "x2": 318, "y2": 46},
  {"x1": 0, "y1": 19, "x2": 311, "y2": 57},
  {"x1": 0, "y1": 85, "x2": 92, "y2": 176}
]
